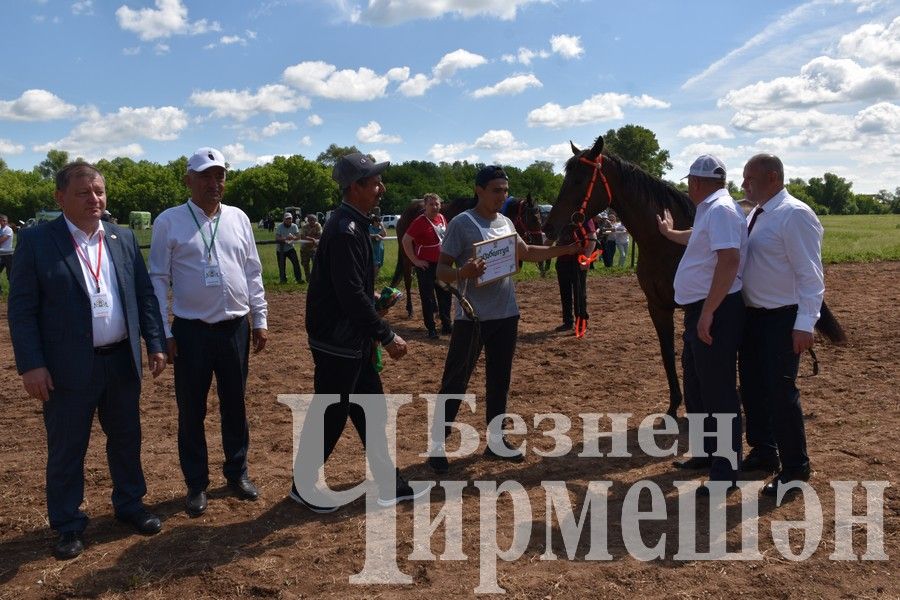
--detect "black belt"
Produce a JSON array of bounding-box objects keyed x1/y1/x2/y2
[
  {"x1": 175, "y1": 315, "x2": 247, "y2": 329},
  {"x1": 747, "y1": 304, "x2": 798, "y2": 315},
  {"x1": 94, "y1": 338, "x2": 129, "y2": 355},
  {"x1": 681, "y1": 299, "x2": 705, "y2": 312}
]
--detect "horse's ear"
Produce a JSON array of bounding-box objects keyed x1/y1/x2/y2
[
  {"x1": 570, "y1": 141, "x2": 580, "y2": 155},
  {"x1": 590, "y1": 135, "x2": 604, "y2": 158}
]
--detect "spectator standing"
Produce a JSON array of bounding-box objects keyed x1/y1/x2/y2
[
  {"x1": 369, "y1": 214, "x2": 388, "y2": 278},
  {"x1": 299, "y1": 214, "x2": 323, "y2": 282},
  {"x1": 656, "y1": 154, "x2": 747, "y2": 491},
  {"x1": 275, "y1": 212, "x2": 304, "y2": 284},
  {"x1": 0, "y1": 214, "x2": 13, "y2": 291},
  {"x1": 8, "y1": 163, "x2": 167, "y2": 559},
  {"x1": 739, "y1": 153, "x2": 824, "y2": 497},
  {"x1": 554, "y1": 214, "x2": 596, "y2": 332},
  {"x1": 149, "y1": 147, "x2": 268, "y2": 517},
  {"x1": 402, "y1": 192, "x2": 452, "y2": 339},
  {"x1": 610, "y1": 212, "x2": 630, "y2": 267}
]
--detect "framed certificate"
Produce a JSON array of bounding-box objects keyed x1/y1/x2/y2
[{"x1": 472, "y1": 233, "x2": 519, "y2": 287}]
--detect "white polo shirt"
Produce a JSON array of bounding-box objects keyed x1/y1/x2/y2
[
  {"x1": 741, "y1": 188, "x2": 824, "y2": 332},
  {"x1": 674, "y1": 188, "x2": 747, "y2": 306}
]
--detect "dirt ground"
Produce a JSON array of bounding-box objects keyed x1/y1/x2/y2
[{"x1": 1, "y1": 262, "x2": 897, "y2": 599}]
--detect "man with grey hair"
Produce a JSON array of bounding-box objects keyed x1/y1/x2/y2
[
  {"x1": 739, "y1": 153, "x2": 824, "y2": 498},
  {"x1": 149, "y1": 147, "x2": 268, "y2": 517},
  {"x1": 657, "y1": 154, "x2": 747, "y2": 492}
]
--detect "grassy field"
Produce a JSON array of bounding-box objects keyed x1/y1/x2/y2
[{"x1": 100, "y1": 213, "x2": 900, "y2": 291}]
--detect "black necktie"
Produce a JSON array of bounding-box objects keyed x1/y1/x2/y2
[{"x1": 747, "y1": 207, "x2": 763, "y2": 234}]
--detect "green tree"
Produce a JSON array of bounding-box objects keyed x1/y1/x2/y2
[
  {"x1": 270, "y1": 155, "x2": 337, "y2": 215},
  {"x1": 316, "y1": 143, "x2": 361, "y2": 167},
  {"x1": 0, "y1": 156, "x2": 7, "y2": 172},
  {"x1": 36, "y1": 149, "x2": 70, "y2": 180},
  {"x1": 807, "y1": 172, "x2": 854, "y2": 214},
  {"x1": 516, "y1": 161, "x2": 562, "y2": 203},
  {"x1": 224, "y1": 165, "x2": 290, "y2": 219},
  {"x1": 603, "y1": 124, "x2": 671, "y2": 178}
]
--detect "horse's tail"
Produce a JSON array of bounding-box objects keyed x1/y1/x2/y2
[
  {"x1": 389, "y1": 245, "x2": 405, "y2": 288},
  {"x1": 815, "y1": 299, "x2": 847, "y2": 345}
]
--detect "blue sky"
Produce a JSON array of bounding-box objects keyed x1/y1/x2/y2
[{"x1": 1, "y1": 0, "x2": 898, "y2": 193}]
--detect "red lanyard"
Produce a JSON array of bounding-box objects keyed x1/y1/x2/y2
[{"x1": 71, "y1": 231, "x2": 104, "y2": 293}]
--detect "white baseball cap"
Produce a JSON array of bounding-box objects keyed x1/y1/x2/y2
[
  {"x1": 187, "y1": 147, "x2": 226, "y2": 173},
  {"x1": 684, "y1": 154, "x2": 726, "y2": 180}
]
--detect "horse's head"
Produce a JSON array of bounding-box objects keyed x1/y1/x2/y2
[{"x1": 544, "y1": 135, "x2": 612, "y2": 242}]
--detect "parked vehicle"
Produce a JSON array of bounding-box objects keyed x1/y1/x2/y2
[{"x1": 382, "y1": 214, "x2": 399, "y2": 229}]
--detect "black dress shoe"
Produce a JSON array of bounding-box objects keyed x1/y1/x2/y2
[
  {"x1": 185, "y1": 489, "x2": 208, "y2": 516},
  {"x1": 53, "y1": 531, "x2": 84, "y2": 560},
  {"x1": 427, "y1": 329, "x2": 440, "y2": 339},
  {"x1": 672, "y1": 456, "x2": 712, "y2": 470},
  {"x1": 761, "y1": 465, "x2": 812, "y2": 498},
  {"x1": 116, "y1": 508, "x2": 162, "y2": 535},
  {"x1": 696, "y1": 481, "x2": 738, "y2": 497},
  {"x1": 743, "y1": 451, "x2": 780, "y2": 473},
  {"x1": 228, "y1": 475, "x2": 259, "y2": 501}
]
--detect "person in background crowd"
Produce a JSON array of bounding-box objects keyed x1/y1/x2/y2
[
  {"x1": 610, "y1": 212, "x2": 630, "y2": 267},
  {"x1": 275, "y1": 212, "x2": 304, "y2": 284},
  {"x1": 402, "y1": 192, "x2": 452, "y2": 339},
  {"x1": 299, "y1": 214, "x2": 323, "y2": 283},
  {"x1": 0, "y1": 214, "x2": 13, "y2": 291}
]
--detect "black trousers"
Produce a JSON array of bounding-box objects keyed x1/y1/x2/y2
[
  {"x1": 555, "y1": 259, "x2": 588, "y2": 326},
  {"x1": 415, "y1": 261, "x2": 452, "y2": 333},
  {"x1": 602, "y1": 239, "x2": 616, "y2": 267},
  {"x1": 739, "y1": 306, "x2": 809, "y2": 470},
  {"x1": 43, "y1": 341, "x2": 145, "y2": 532},
  {"x1": 294, "y1": 348, "x2": 395, "y2": 489},
  {"x1": 0, "y1": 253, "x2": 11, "y2": 287},
  {"x1": 682, "y1": 292, "x2": 745, "y2": 481},
  {"x1": 437, "y1": 316, "x2": 519, "y2": 437},
  {"x1": 173, "y1": 316, "x2": 250, "y2": 492},
  {"x1": 277, "y1": 248, "x2": 303, "y2": 283}
]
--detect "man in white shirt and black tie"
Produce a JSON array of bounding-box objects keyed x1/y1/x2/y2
[
  {"x1": 739, "y1": 154, "x2": 824, "y2": 498},
  {"x1": 149, "y1": 147, "x2": 268, "y2": 517}
]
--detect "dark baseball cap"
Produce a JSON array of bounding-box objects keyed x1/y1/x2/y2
[
  {"x1": 475, "y1": 165, "x2": 509, "y2": 188},
  {"x1": 332, "y1": 152, "x2": 390, "y2": 187}
]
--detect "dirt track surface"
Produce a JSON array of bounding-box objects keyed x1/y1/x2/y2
[{"x1": 1, "y1": 262, "x2": 898, "y2": 599}]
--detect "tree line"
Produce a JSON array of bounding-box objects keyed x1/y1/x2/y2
[{"x1": 0, "y1": 126, "x2": 897, "y2": 225}]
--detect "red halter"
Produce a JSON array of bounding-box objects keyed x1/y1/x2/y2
[{"x1": 569, "y1": 153, "x2": 615, "y2": 339}]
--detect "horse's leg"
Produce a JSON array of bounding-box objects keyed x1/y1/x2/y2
[{"x1": 647, "y1": 302, "x2": 682, "y2": 418}]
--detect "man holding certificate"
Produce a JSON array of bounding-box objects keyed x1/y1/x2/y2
[{"x1": 427, "y1": 166, "x2": 580, "y2": 473}]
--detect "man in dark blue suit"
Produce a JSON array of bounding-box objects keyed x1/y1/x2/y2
[{"x1": 8, "y1": 162, "x2": 167, "y2": 560}]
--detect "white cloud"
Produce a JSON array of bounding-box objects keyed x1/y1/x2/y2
[
  {"x1": 676, "y1": 124, "x2": 734, "y2": 140},
  {"x1": 370, "y1": 149, "x2": 391, "y2": 163},
  {"x1": 190, "y1": 84, "x2": 310, "y2": 120},
  {"x1": 283, "y1": 61, "x2": 395, "y2": 101},
  {"x1": 222, "y1": 142, "x2": 256, "y2": 163},
  {"x1": 0, "y1": 89, "x2": 78, "y2": 122},
  {"x1": 472, "y1": 74, "x2": 542, "y2": 98},
  {"x1": 473, "y1": 130, "x2": 520, "y2": 149},
  {"x1": 361, "y1": 0, "x2": 547, "y2": 26},
  {"x1": 72, "y1": 0, "x2": 93, "y2": 15},
  {"x1": 116, "y1": 0, "x2": 221, "y2": 41},
  {"x1": 719, "y1": 56, "x2": 900, "y2": 109},
  {"x1": 300, "y1": 135, "x2": 312, "y2": 146},
  {"x1": 527, "y1": 92, "x2": 670, "y2": 128},
  {"x1": 261, "y1": 121, "x2": 297, "y2": 137},
  {"x1": 397, "y1": 74, "x2": 436, "y2": 97},
  {"x1": 838, "y1": 16, "x2": 900, "y2": 66},
  {"x1": 550, "y1": 34, "x2": 584, "y2": 59},
  {"x1": 387, "y1": 67, "x2": 410, "y2": 81},
  {"x1": 356, "y1": 121, "x2": 402, "y2": 144},
  {"x1": 503, "y1": 47, "x2": 550, "y2": 65},
  {"x1": 220, "y1": 35, "x2": 245, "y2": 45},
  {"x1": 154, "y1": 42, "x2": 170, "y2": 54},
  {"x1": 307, "y1": 114, "x2": 323, "y2": 126},
  {"x1": 122, "y1": 46, "x2": 141, "y2": 55},
  {"x1": 0, "y1": 139, "x2": 25, "y2": 155},
  {"x1": 427, "y1": 142, "x2": 478, "y2": 163},
  {"x1": 55, "y1": 106, "x2": 188, "y2": 145},
  {"x1": 730, "y1": 108, "x2": 848, "y2": 133},
  {"x1": 433, "y1": 49, "x2": 487, "y2": 80},
  {"x1": 854, "y1": 101, "x2": 900, "y2": 133}
]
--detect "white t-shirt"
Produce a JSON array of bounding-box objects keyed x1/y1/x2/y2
[{"x1": 0, "y1": 225, "x2": 13, "y2": 254}]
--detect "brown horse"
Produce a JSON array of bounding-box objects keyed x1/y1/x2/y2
[
  {"x1": 507, "y1": 194, "x2": 550, "y2": 277},
  {"x1": 543, "y1": 135, "x2": 846, "y2": 418}
]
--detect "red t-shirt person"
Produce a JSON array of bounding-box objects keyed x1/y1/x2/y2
[{"x1": 405, "y1": 213, "x2": 447, "y2": 263}]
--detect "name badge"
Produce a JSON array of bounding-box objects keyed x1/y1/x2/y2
[
  {"x1": 90, "y1": 291, "x2": 112, "y2": 318},
  {"x1": 203, "y1": 264, "x2": 222, "y2": 287}
]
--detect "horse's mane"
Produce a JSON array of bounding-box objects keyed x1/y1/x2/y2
[{"x1": 565, "y1": 152, "x2": 695, "y2": 220}]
